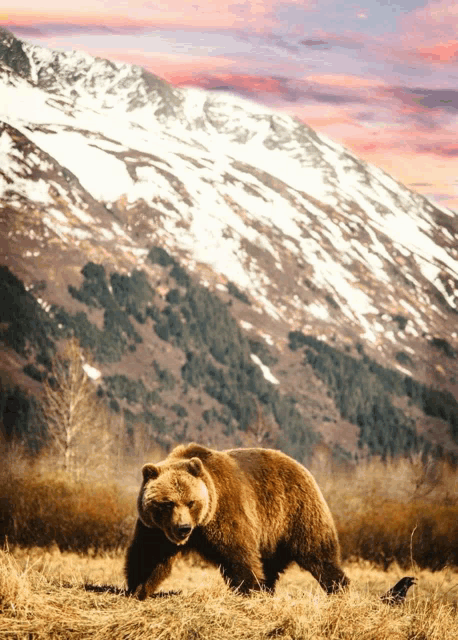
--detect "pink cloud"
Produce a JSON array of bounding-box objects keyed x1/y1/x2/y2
[
  {"x1": 402, "y1": 1, "x2": 458, "y2": 40},
  {"x1": 172, "y1": 72, "x2": 287, "y2": 95},
  {"x1": 275, "y1": 100, "x2": 458, "y2": 211},
  {"x1": 304, "y1": 74, "x2": 385, "y2": 89},
  {"x1": 416, "y1": 40, "x2": 458, "y2": 63},
  {"x1": 1, "y1": 1, "x2": 314, "y2": 30},
  {"x1": 399, "y1": 1, "x2": 458, "y2": 63}
]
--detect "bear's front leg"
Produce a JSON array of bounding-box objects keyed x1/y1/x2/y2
[
  {"x1": 219, "y1": 547, "x2": 265, "y2": 594},
  {"x1": 125, "y1": 519, "x2": 178, "y2": 599}
]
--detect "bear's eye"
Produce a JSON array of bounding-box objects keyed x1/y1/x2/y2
[
  {"x1": 187, "y1": 500, "x2": 195, "y2": 508},
  {"x1": 161, "y1": 501, "x2": 175, "y2": 508}
]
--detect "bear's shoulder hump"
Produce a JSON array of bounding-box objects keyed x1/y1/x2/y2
[{"x1": 169, "y1": 442, "x2": 214, "y2": 462}]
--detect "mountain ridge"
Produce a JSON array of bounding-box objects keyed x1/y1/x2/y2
[{"x1": 1, "y1": 28, "x2": 457, "y2": 463}]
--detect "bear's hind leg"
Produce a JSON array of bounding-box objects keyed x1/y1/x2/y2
[
  {"x1": 262, "y1": 552, "x2": 292, "y2": 593},
  {"x1": 293, "y1": 533, "x2": 349, "y2": 595},
  {"x1": 307, "y1": 560, "x2": 349, "y2": 594}
]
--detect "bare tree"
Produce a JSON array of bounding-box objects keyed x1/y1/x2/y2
[
  {"x1": 247, "y1": 400, "x2": 274, "y2": 446},
  {"x1": 41, "y1": 338, "x2": 111, "y2": 478}
]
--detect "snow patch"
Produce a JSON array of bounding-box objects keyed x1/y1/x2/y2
[
  {"x1": 250, "y1": 354, "x2": 279, "y2": 385},
  {"x1": 307, "y1": 303, "x2": 330, "y2": 321},
  {"x1": 258, "y1": 331, "x2": 274, "y2": 346},
  {"x1": 1, "y1": 40, "x2": 457, "y2": 350},
  {"x1": 83, "y1": 363, "x2": 101, "y2": 380}
]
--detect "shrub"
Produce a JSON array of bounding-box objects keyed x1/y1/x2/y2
[
  {"x1": 227, "y1": 281, "x2": 251, "y2": 305},
  {"x1": 0, "y1": 386, "x2": 46, "y2": 453},
  {"x1": 314, "y1": 455, "x2": 458, "y2": 571},
  {"x1": 110, "y1": 270, "x2": 153, "y2": 319},
  {"x1": 392, "y1": 315, "x2": 408, "y2": 330},
  {"x1": 170, "y1": 265, "x2": 190, "y2": 287},
  {"x1": 395, "y1": 352, "x2": 413, "y2": 367},
  {"x1": 104, "y1": 375, "x2": 149, "y2": 406},
  {"x1": 337, "y1": 501, "x2": 458, "y2": 570},
  {"x1": 0, "y1": 468, "x2": 134, "y2": 553},
  {"x1": 68, "y1": 262, "x2": 112, "y2": 309},
  {"x1": 166, "y1": 288, "x2": 181, "y2": 305},
  {"x1": 147, "y1": 246, "x2": 177, "y2": 267},
  {"x1": 152, "y1": 361, "x2": 176, "y2": 391},
  {"x1": 171, "y1": 404, "x2": 188, "y2": 417},
  {"x1": 429, "y1": 337, "x2": 456, "y2": 359},
  {"x1": 23, "y1": 363, "x2": 46, "y2": 382},
  {"x1": 0, "y1": 266, "x2": 56, "y2": 363}
]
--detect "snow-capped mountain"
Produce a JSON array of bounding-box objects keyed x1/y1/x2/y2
[{"x1": 1, "y1": 27, "x2": 457, "y2": 459}]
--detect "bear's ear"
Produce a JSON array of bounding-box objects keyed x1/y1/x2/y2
[
  {"x1": 187, "y1": 457, "x2": 203, "y2": 477},
  {"x1": 142, "y1": 463, "x2": 160, "y2": 482}
]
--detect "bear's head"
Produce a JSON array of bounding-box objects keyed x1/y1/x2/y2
[{"x1": 138, "y1": 457, "x2": 213, "y2": 545}]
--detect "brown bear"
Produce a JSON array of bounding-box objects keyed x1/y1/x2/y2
[{"x1": 125, "y1": 443, "x2": 349, "y2": 598}]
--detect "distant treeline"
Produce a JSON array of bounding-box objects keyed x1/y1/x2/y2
[
  {"x1": 1, "y1": 256, "x2": 456, "y2": 464},
  {"x1": 0, "y1": 257, "x2": 317, "y2": 461},
  {"x1": 289, "y1": 331, "x2": 458, "y2": 462},
  {"x1": 146, "y1": 247, "x2": 318, "y2": 460},
  {"x1": 0, "y1": 385, "x2": 45, "y2": 452},
  {"x1": 65, "y1": 251, "x2": 319, "y2": 458}
]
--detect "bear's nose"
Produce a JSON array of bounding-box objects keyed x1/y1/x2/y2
[{"x1": 177, "y1": 524, "x2": 192, "y2": 537}]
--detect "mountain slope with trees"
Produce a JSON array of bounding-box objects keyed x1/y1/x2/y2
[{"x1": 0, "y1": 28, "x2": 457, "y2": 465}]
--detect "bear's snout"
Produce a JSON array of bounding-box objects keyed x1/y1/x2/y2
[{"x1": 175, "y1": 523, "x2": 192, "y2": 540}]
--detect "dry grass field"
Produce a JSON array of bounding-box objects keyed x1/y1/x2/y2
[
  {"x1": 1, "y1": 444, "x2": 458, "y2": 639},
  {"x1": 1, "y1": 547, "x2": 457, "y2": 640}
]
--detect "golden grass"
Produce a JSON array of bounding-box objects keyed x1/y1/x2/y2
[{"x1": 0, "y1": 548, "x2": 457, "y2": 640}]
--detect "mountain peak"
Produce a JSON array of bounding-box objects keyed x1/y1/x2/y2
[
  {"x1": 1, "y1": 32, "x2": 457, "y2": 460},
  {"x1": 0, "y1": 26, "x2": 31, "y2": 79}
]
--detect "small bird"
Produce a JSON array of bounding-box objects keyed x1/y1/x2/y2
[{"x1": 380, "y1": 576, "x2": 417, "y2": 605}]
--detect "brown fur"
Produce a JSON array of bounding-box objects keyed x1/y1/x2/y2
[{"x1": 125, "y1": 443, "x2": 349, "y2": 598}]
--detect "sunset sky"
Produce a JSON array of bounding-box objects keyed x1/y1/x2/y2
[{"x1": 2, "y1": 1, "x2": 458, "y2": 213}]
